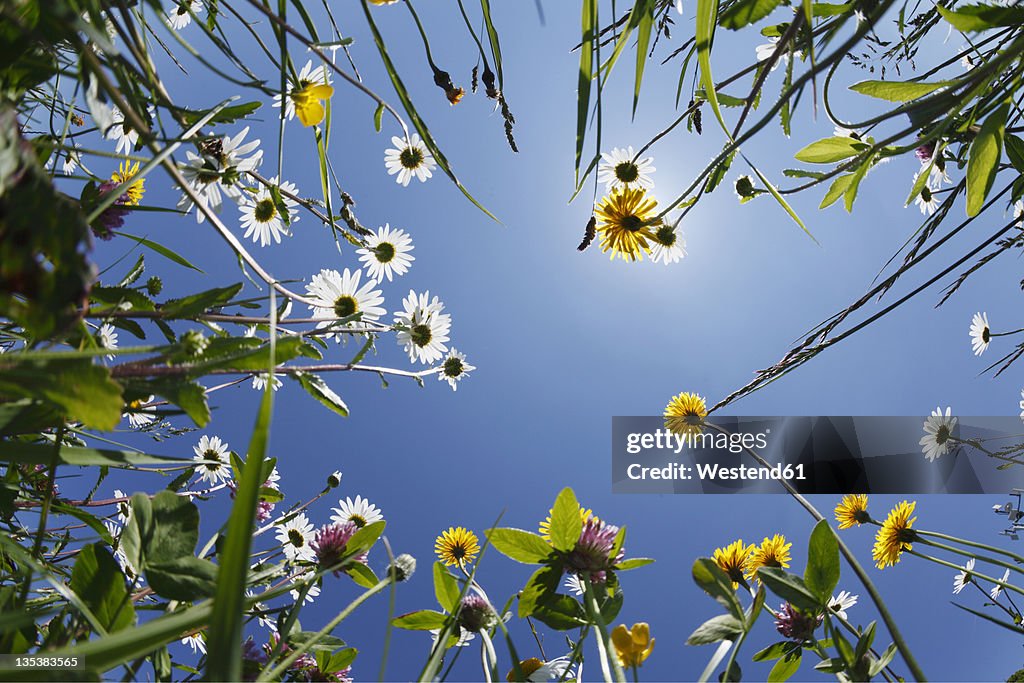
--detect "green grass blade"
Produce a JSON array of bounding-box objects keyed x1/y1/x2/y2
[
  {"x1": 632, "y1": 0, "x2": 655, "y2": 118},
  {"x1": 116, "y1": 232, "x2": 204, "y2": 272},
  {"x1": 696, "y1": 0, "x2": 728, "y2": 135},
  {"x1": 744, "y1": 155, "x2": 816, "y2": 243},
  {"x1": 479, "y1": 0, "x2": 504, "y2": 89},
  {"x1": 575, "y1": 0, "x2": 596, "y2": 182},
  {"x1": 0, "y1": 441, "x2": 193, "y2": 468}
]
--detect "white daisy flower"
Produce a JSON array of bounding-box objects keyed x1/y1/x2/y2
[
  {"x1": 970, "y1": 312, "x2": 991, "y2": 356},
  {"x1": 1013, "y1": 200, "x2": 1023, "y2": 227},
  {"x1": 438, "y1": 348, "x2": 475, "y2": 392},
  {"x1": 61, "y1": 145, "x2": 82, "y2": 176},
  {"x1": 96, "y1": 323, "x2": 118, "y2": 361},
  {"x1": 246, "y1": 590, "x2": 278, "y2": 632},
  {"x1": 357, "y1": 224, "x2": 415, "y2": 282},
  {"x1": 305, "y1": 268, "x2": 386, "y2": 340},
  {"x1": 827, "y1": 591, "x2": 858, "y2": 620},
  {"x1": 113, "y1": 489, "x2": 131, "y2": 525},
  {"x1": 181, "y1": 633, "x2": 206, "y2": 655},
  {"x1": 166, "y1": 0, "x2": 202, "y2": 30},
  {"x1": 564, "y1": 574, "x2": 585, "y2": 596},
  {"x1": 105, "y1": 105, "x2": 153, "y2": 156},
  {"x1": 290, "y1": 581, "x2": 320, "y2": 605},
  {"x1": 430, "y1": 626, "x2": 475, "y2": 647},
  {"x1": 755, "y1": 38, "x2": 801, "y2": 71},
  {"x1": 264, "y1": 464, "x2": 281, "y2": 489},
  {"x1": 272, "y1": 60, "x2": 332, "y2": 121},
  {"x1": 1019, "y1": 389, "x2": 1024, "y2": 421},
  {"x1": 597, "y1": 146, "x2": 655, "y2": 192},
  {"x1": 928, "y1": 161, "x2": 951, "y2": 189},
  {"x1": 384, "y1": 133, "x2": 436, "y2": 186},
  {"x1": 330, "y1": 495, "x2": 383, "y2": 528},
  {"x1": 920, "y1": 406, "x2": 958, "y2": 462},
  {"x1": 650, "y1": 227, "x2": 687, "y2": 265},
  {"x1": 276, "y1": 513, "x2": 316, "y2": 562},
  {"x1": 85, "y1": 76, "x2": 116, "y2": 136},
  {"x1": 192, "y1": 435, "x2": 232, "y2": 485},
  {"x1": 239, "y1": 177, "x2": 299, "y2": 247},
  {"x1": 953, "y1": 557, "x2": 975, "y2": 594},
  {"x1": 991, "y1": 568, "x2": 1011, "y2": 600},
  {"x1": 525, "y1": 656, "x2": 575, "y2": 682},
  {"x1": 124, "y1": 395, "x2": 157, "y2": 428},
  {"x1": 252, "y1": 372, "x2": 283, "y2": 392},
  {"x1": 914, "y1": 184, "x2": 940, "y2": 216},
  {"x1": 103, "y1": 519, "x2": 136, "y2": 577},
  {"x1": 177, "y1": 127, "x2": 263, "y2": 223},
  {"x1": 394, "y1": 290, "x2": 451, "y2": 364}
]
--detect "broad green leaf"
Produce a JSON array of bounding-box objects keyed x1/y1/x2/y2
[
  {"x1": 869, "y1": 643, "x2": 899, "y2": 677},
  {"x1": 768, "y1": 650, "x2": 802, "y2": 682},
  {"x1": 720, "y1": 0, "x2": 785, "y2": 29},
  {"x1": 686, "y1": 613, "x2": 743, "y2": 645},
  {"x1": 0, "y1": 358, "x2": 123, "y2": 430},
  {"x1": 346, "y1": 520, "x2": 385, "y2": 556},
  {"x1": 794, "y1": 137, "x2": 869, "y2": 164},
  {"x1": 179, "y1": 101, "x2": 261, "y2": 126},
  {"x1": 531, "y1": 594, "x2": 586, "y2": 630},
  {"x1": 848, "y1": 79, "x2": 953, "y2": 102},
  {"x1": 70, "y1": 543, "x2": 135, "y2": 633},
  {"x1": 345, "y1": 563, "x2": 379, "y2": 589},
  {"x1": 936, "y1": 3, "x2": 1024, "y2": 32},
  {"x1": 843, "y1": 155, "x2": 872, "y2": 212},
  {"x1": 144, "y1": 379, "x2": 210, "y2": 427},
  {"x1": 1004, "y1": 134, "x2": 1024, "y2": 172},
  {"x1": 820, "y1": 173, "x2": 854, "y2": 209},
  {"x1": 757, "y1": 567, "x2": 822, "y2": 611},
  {"x1": 966, "y1": 104, "x2": 1007, "y2": 217},
  {"x1": 433, "y1": 562, "x2": 460, "y2": 613},
  {"x1": 616, "y1": 557, "x2": 654, "y2": 571},
  {"x1": 160, "y1": 283, "x2": 243, "y2": 318},
  {"x1": 146, "y1": 556, "x2": 218, "y2": 601},
  {"x1": 548, "y1": 487, "x2": 582, "y2": 553},
  {"x1": 518, "y1": 564, "x2": 561, "y2": 618},
  {"x1": 753, "y1": 641, "x2": 797, "y2": 662},
  {"x1": 393, "y1": 609, "x2": 448, "y2": 630},
  {"x1": 691, "y1": 558, "x2": 744, "y2": 622},
  {"x1": 487, "y1": 527, "x2": 553, "y2": 564},
  {"x1": 290, "y1": 371, "x2": 349, "y2": 417},
  {"x1": 804, "y1": 520, "x2": 840, "y2": 603}
]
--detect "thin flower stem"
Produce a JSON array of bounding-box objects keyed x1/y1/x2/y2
[
  {"x1": 479, "y1": 629, "x2": 498, "y2": 683},
  {"x1": 582, "y1": 577, "x2": 626, "y2": 683},
  {"x1": 907, "y1": 549, "x2": 1024, "y2": 597},
  {"x1": 703, "y1": 423, "x2": 926, "y2": 681},
  {"x1": 110, "y1": 362, "x2": 438, "y2": 380},
  {"x1": 915, "y1": 536, "x2": 1024, "y2": 578},
  {"x1": 969, "y1": 579, "x2": 1017, "y2": 621}
]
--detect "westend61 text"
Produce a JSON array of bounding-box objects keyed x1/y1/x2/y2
[{"x1": 626, "y1": 462, "x2": 807, "y2": 481}]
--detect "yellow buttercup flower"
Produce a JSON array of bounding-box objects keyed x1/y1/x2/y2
[
  {"x1": 538, "y1": 507, "x2": 597, "y2": 543},
  {"x1": 368, "y1": 0, "x2": 398, "y2": 4},
  {"x1": 873, "y1": 500, "x2": 917, "y2": 569},
  {"x1": 744, "y1": 534, "x2": 792, "y2": 582},
  {"x1": 611, "y1": 623, "x2": 654, "y2": 668},
  {"x1": 663, "y1": 392, "x2": 708, "y2": 437},
  {"x1": 713, "y1": 539, "x2": 754, "y2": 588},
  {"x1": 834, "y1": 494, "x2": 871, "y2": 530},
  {"x1": 292, "y1": 82, "x2": 334, "y2": 127},
  {"x1": 110, "y1": 160, "x2": 145, "y2": 206},
  {"x1": 594, "y1": 187, "x2": 660, "y2": 261},
  {"x1": 434, "y1": 526, "x2": 480, "y2": 567}
]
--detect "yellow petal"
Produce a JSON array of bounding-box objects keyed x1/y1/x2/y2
[
  {"x1": 296, "y1": 100, "x2": 325, "y2": 127},
  {"x1": 611, "y1": 624, "x2": 633, "y2": 658},
  {"x1": 639, "y1": 637, "x2": 654, "y2": 664},
  {"x1": 631, "y1": 622, "x2": 650, "y2": 647},
  {"x1": 308, "y1": 84, "x2": 334, "y2": 100}
]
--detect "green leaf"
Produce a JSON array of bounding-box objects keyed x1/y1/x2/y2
[
  {"x1": 757, "y1": 567, "x2": 823, "y2": 611},
  {"x1": 161, "y1": 283, "x2": 243, "y2": 318},
  {"x1": 0, "y1": 441, "x2": 192, "y2": 468},
  {"x1": 433, "y1": 562, "x2": 460, "y2": 613},
  {"x1": 344, "y1": 521, "x2": 385, "y2": 558},
  {"x1": 848, "y1": 79, "x2": 954, "y2": 102},
  {"x1": 116, "y1": 232, "x2": 204, "y2": 272},
  {"x1": 747, "y1": 160, "x2": 815, "y2": 242},
  {"x1": 574, "y1": 0, "x2": 596, "y2": 180},
  {"x1": 696, "y1": 0, "x2": 728, "y2": 134},
  {"x1": 1005, "y1": 134, "x2": 1024, "y2": 173},
  {"x1": 935, "y1": 3, "x2": 1024, "y2": 32},
  {"x1": 345, "y1": 562, "x2": 379, "y2": 589},
  {"x1": 686, "y1": 613, "x2": 743, "y2": 645},
  {"x1": 70, "y1": 543, "x2": 135, "y2": 633},
  {"x1": 146, "y1": 556, "x2": 218, "y2": 601},
  {"x1": 632, "y1": 0, "x2": 655, "y2": 117},
  {"x1": 518, "y1": 564, "x2": 561, "y2": 618},
  {"x1": 146, "y1": 379, "x2": 210, "y2": 427},
  {"x1": 952, "y1": 601, "x2": 1024, "y2": 635},
  {"x1": 548, "y1": 488, "x2": 582, "y2": 553},
  {"x1": 691, "y1": 558, "x2": 744, "y2": 622},
  {"x1": 753, "y1": 641, "x2": 797, "y2": 662},
  {"x1": 0, "y1": 358, "x2": 123, "y2": 430},
  {"x1": 768, "y1": 649, "x2": 802, "y2": 682},
  {"x1": 487, "y1": 528, "x2": 553, "y2": 564},
  {"x1": 373, "y1": 103, "x2": 384, "y2": 132},
  {"x1": 966, "y1": 104, "x2": 1007, "y2": 217},
  {"x1": 290, "y1": 371, "x2": 348, "y2": 417},
  {"x1": 843, "y1": 156, "x2": 871, "y2": 213},
  {"x1": 820, "y1": 173, "x2": 855, "y2": 209},
  {"x1": 616, "y1": 557, "x2": 654, "y2": 571},
  {"x1": 479, "y1": 0, "x2": 505, "y2": 89},
  {"x1": 393, "y1": 609, "x2": 448, "y2": 631},
  {"x1": 869, "y1": 643, "x2": 898, "y2": 677},
  {"x1": 804, "y1": 520, "x2": 840, "y2": 603},
  {"x1": 720, "y1": 0, "x2": 784, "y2": 29},
  {"x1": 179, "y1": 101, "x2": 261, "y2": 127},
  {"x1": 794, "y1": 137, "x2": 869, "y2": 164},
  {"x1": 531, "y1": 594, "x2": 586, "y2": 631}
]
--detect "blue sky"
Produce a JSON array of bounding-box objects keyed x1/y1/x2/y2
[{"x1": 74, "y1": 1, "x2": 1024, "y2": 680}]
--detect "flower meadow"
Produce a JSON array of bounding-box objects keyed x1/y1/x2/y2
[{"x1": 4, "y1": 0, "x2": 1024, "y2": 681}]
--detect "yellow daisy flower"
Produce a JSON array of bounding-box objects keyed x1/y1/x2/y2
[
  {"x1": 834, "y1": 494, "x2": 871, "y2": 530},
  {"x1": 110, "y1": 160, "x2": 145, "y2": 206},
  {"x1": 663, "y1": 392, "x2": 708, "y2": 437},
  {"x1": 434, "y1": 526, "x2": 480, "y2": 567},
  {"x1": 594, "y1": 187, "x2": 660, "y2": 261},
  {"x1": 713, "y1": 539, "x2": 755, "y2": 588},
  {"x1": 292, "y1": 81, "x2": 334, "y2": 127},
  {"x1": 873, "y1": 500, "x2": 917, "y2": 569},
  {"x1": 611, "y1": 622, "x2": 654, "y2": 668},
  {"x1": 538, "y1": 507, "x2": 597, "y2": 543},
  {"x1": 744, "y1": 534, "x2": 792, "y2": 582}
]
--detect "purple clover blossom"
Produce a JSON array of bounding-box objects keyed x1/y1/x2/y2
[
  {"x1": 92, "y1": 180, "x2": 131, "y2": 239},
  {"x1": 241, "y1": 638, "x2": 267, "y2": 682},
  {"x1": 774, "y1": 602, "x2": 822, "y2": 641},
  {"x1": 256, "y1": 500, "x2": 274, "y2": 523},
  {"x1": 457, "y1": 594, "x2": 497, "y2": 633},
  {"x1": 915, "y1": 140, "x2": 936, "y2": 163},
  {"x1": 565, "y1": 518, "x2": 624, "y2": 583},
  {"x1": 311, "y1": 521, "x2": 364, "y2": 575}
]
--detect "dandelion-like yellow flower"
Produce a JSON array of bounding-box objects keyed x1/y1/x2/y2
[
  {"x1": 744, "y1": 534, "x2": 792, "y2": 582},
  {"x1": 873, "y1": 500, "x2": 917, "y2": 569},
  {"x1": 110, "y1": 160, "x2": 145, "y2": 206},
  {"x1": 434, "y1": 526, "x2": 480, "y2": 567},
  {"x1": 663, "y1": 392, "x2": 708, "y2": 437},
  {"x1": 713, "y1": 539, "x2": 755, "y2": 588},
  {"x1": 594, "y1": 187, "x2": 660, "y2": 261},
  {"x1": 292, "y1": 82, "x2": 334, "y2": 127},
  {"x1": 834, "y1": 494, "x2": 871, "y2": 530},
  {"x1": 611, "y1": 623, "x2": 654, "y2": 668},
  {"x1": 538, "y1": 507, "x2": 596, "y2": 543}
]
